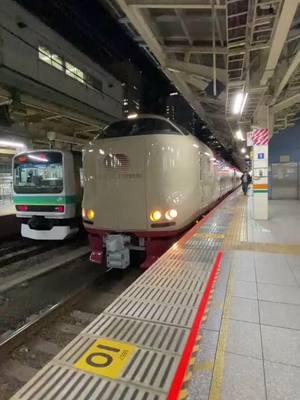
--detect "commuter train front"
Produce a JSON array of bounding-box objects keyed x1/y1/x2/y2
[
  {"x1": 13, "y1": 150, "x2": 82, "y2": 240},
  {"x1": 82, "y1": 115, "x2": 240, "y2": 269}
]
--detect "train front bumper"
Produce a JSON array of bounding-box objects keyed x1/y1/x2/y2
[{"x1": 21, "y1": 224, "x2": 78, "y2": 240}]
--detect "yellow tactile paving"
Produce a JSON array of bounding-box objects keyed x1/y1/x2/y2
[
  {"x1": 208, "y1": 270, "x2": 235, "y2": 400},
  {"x1": 222, "y1": 197, "x2": 247, "y2": 250}
]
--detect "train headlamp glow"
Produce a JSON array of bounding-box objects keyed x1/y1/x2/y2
[
  {"x1": 150, "y1": 210, "x2": 162, "y2": 222},
  {"x1": 165, "y1": 209, "x2": 178, "y2": 220},
  {"x1": 82, "y1": 208, "x2": 86, "y2": 218},
  {"x1": 87, "y1": 209, "x2": 95, "y2": 221}
]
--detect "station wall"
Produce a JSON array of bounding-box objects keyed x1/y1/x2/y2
[
  {"x1": 268, "y1": 121, "x2": 300, "y2": 199},
  {"x1": 269, "y1": 121, "x2": 300, "y2": 163}
]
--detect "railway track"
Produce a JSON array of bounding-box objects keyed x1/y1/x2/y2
[{"x1": 0, "y1": 260, "x2": 141, "y2": 400}]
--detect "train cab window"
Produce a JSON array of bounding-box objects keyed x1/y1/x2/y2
[
  {"x1": 13, "y1": 152, "x2": 63, "y2": 194},
  {"x1": 99, "y1": 118, "x2": 182, "y2": 138}
]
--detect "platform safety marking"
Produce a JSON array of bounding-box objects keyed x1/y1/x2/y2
[
  {"x1": 195, "y1": 233, "x2": 225, "y2": 240},
  {"x1": 74, "y1": 338, "x2": 137, "y2": 379}
]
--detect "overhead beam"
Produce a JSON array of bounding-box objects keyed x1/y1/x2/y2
[
  {"x1": 260, "y1": 0, "x2": 299, "y2": 85},
  {"x1": 163, "y1": 45, "x2": 227, "y2": 54},
  {"x1": 272, "y1": 50, "x2": 300, "y2": 103},
  {"x1": 175, "y1": 10, "x2": 193, "y2": 45},
  {"x1": 179, "y1": 73, "x2": 209, "y2": 91},
  {"x1": 113, "y1": 0, "x2": 232, "y2": 148},
  {"x1": 273, "y1": 93, "x2": 300, "y2": 113},
  {"x1": 198, "y1": 96, "x2": 224, "y2": 105},
  {"x1": 127, "y1": 0, "x2": 225, "y2": 9},
  {"x1": 166, "y1": 60, "x2": 227, "y2": 84}
]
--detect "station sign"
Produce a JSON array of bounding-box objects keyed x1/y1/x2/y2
[{"x1": 74, "y1": 338, "x2": 137, "y2": 379}]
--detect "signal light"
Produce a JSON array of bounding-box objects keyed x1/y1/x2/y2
[
  {"x1": 150, "y1": 210, "x2": 162, "y2": 222},
  {"x1": 55, "y1": 205, "x2": 65, "y2": 213}
]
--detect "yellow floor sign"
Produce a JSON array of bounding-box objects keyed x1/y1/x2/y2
[{"x1": 74, "y1": 338, "x2": 137, "y2": 379}]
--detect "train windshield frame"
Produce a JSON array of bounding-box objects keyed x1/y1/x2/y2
[
  {"x1": 13, "y1": 152, "x2": 64, "y2": 194},
  {"x1": 97, "y1": 117, "x2": 184, "y2": 139}
]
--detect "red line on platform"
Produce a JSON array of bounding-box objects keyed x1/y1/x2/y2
[{"x1": 167, "y1": 251, "x2": 224, "y2": 400}]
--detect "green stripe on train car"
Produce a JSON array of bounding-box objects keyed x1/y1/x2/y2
[
  {"x1": 253, "y1": 190, "x2": 268, "y2": 193},
  {"x1": 13, "y1": 195, "x2": 78, "y2": 205}
]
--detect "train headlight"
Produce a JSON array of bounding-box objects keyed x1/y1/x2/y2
[
  {"x1": 87, "y1": 209, "x2": 95, "y2": 221},
  {"x1": 150, "y1": 210, "x2": 162, "y2": 222},
  {"x1": 165, "y1": 209, "x2": 178, "y2": 220},
  {"x1": 82, "y1": 208, "x2": 86, "y2": 218}
]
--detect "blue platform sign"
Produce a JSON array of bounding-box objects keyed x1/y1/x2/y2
[{"x1": 258, "y1": 153, "x2": 264, "y2": 159}]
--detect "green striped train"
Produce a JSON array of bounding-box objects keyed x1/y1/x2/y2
[{"x1": 13, "y1": 150, "x2": 82, "y2": 240}]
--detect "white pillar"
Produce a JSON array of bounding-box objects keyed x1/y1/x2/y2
[
  {"x1": 253, "y1": 144, "x2": 269, "y2": 220},
  {"x1": 252, "y1": 106, "x2": 271, "y2": 220}
]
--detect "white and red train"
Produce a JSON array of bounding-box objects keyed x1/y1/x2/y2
[{"x1": 82, "y1": 115, "x2": 240, "y2": 269}]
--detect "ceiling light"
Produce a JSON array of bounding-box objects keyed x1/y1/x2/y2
[
  {"x1": 235, "y1": 129, "x2": 244, "y2": 141},
  {"x1": 241, "y1": 148, "x2": 246, "y2": 154},
  {"x1": 232, "y1": 92, "x2": 248, "y2": 115},
  {"x1": 241, "y1": 92, "x2": 248, "y2": 114},
  {"x1": 127, "y1": 113, "x2": 138, "y2": 119},
  {"x1": 245, "y1": 154, "x2": 250, "y2": 159},
  {"x1": 167, "y1": 67, "x2": 180, "y2": 73},
  {"x1": 0, "y1": 140, "x2": 25, "y2": 148},
  {"x1": 170, "y1": 92, "x2": 178, "y2": 96}
]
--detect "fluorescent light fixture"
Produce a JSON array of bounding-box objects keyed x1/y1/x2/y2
[
  {"x1": 167, "y1": 67, "x2": 180, "y2": 73},
  {"x1": 192, "y1": 144, "x2": 199, "y2": 148},
  {"x1": 241, "y1": 92, "x2": 248, "y2": 114},
  {"x1": 0, "y1": 140, "x2": 25, "y2": 148},
  {"x1": 127, "y1": 113, "x2": 138, "y2": 119},
  {"x1": 99, "y1": 149, "x2": 105, "y2": 155},
  {"x1": 170, "y1": 92, "x2": 178, "y2": 96},
  {"x1": 232, "y1": 92, "x2": 248, "y2": 115},
  {"x1": 204, "y1": 152, "x2": 210, "y2": 157},
  {"x1": 235, "y1": 129, "x2": 244, "y2": 141},
  {"x1": 241, "y1": 148, "x2": 246, "y2": 154},
  {"x1": 28, "y1": 154, "x2": 48, "y2": 162}
]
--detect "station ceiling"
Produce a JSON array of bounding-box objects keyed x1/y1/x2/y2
[{"x1": 105, "y1": 0, "x2": 300, "y2": 166}]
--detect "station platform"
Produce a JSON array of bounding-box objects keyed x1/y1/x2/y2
[{"x1": 10, "y1": 190, "x2": 300, "y2": 400}]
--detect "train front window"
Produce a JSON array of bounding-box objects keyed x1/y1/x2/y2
[
  {"x1": 99, "y1": 118, "x2": 182, "y2": 139},
  {"x1": 14, "y1": 152, "x2": 63, "y2": 194}
]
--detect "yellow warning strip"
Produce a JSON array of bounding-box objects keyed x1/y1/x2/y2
[{"x1": 209, "y1": 270, "x2": 235, "y2": 400}]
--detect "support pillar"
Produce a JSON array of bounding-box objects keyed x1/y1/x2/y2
[
  {"x1": 252, "y1": 106, "x2": 271, "y2": 220},
  {"x1": 253, "y1": 144, "x2": 269, "y2": 219}
]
